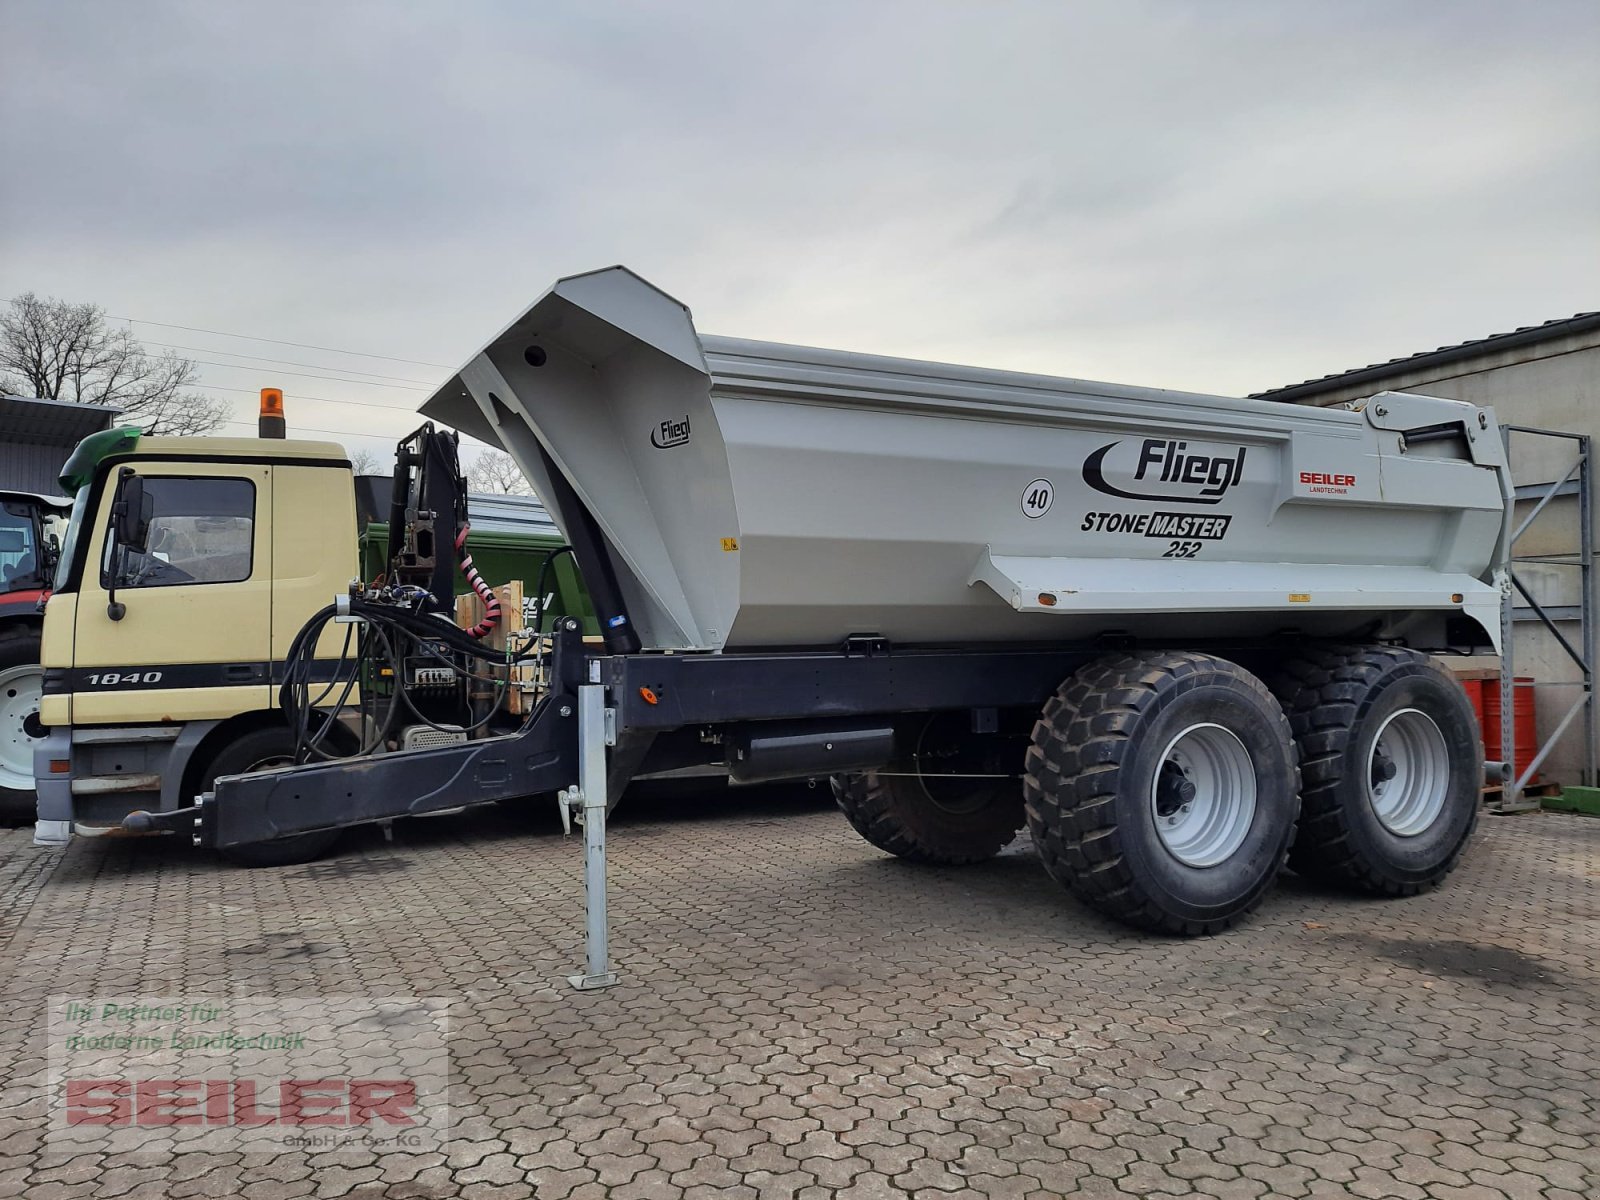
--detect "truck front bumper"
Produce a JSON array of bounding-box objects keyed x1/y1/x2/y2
[
  {"x1": 30, "y1": 721, "x2": 220, "y2": 844},
  {"x1": 32, "y1": 727, "x2": 73, "y2": 844}
]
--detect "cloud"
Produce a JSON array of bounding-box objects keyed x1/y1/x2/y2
[{"x1": 1, "y1": 0, "x2": 1595, "y2": 461}]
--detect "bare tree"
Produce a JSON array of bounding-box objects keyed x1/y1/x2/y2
[
  {"x1": 467, "y1": 448, "x2": 531, "y2": 495},
  {"x1": 0, "y1": 293, "x2": 229, "y2": 435},
  {"x1": 347, "y1": 446, "x2": 384, "y2": 475}
]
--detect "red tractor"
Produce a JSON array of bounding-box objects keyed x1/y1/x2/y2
[{"x1": 1, "y1": 490, "x2": 70, "y2": 823}]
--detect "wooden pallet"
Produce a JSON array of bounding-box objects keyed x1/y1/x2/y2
[
  {"x1": 1481, "y1": 779, "x2": 1557, "y2": 815},
  {"x1": 1447, "y1": 664, "x2": 1502, "y2": 683}
]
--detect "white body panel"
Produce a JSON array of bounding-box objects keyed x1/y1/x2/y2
[{"x1": 424, "y1": 268, "x2": 1511, "y2": 654}]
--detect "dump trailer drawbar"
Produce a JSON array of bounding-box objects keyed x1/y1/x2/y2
[
  {"x1": 159, "y1": 264, "x2": 1510, "y2": 985},
  {"x1": 180, "y1": 627, "x2": 1111, "y2": 987}
]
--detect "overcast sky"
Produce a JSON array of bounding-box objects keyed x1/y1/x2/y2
[{"x1": 2, "y1": 0, "x2": 1596, "y2": 465}]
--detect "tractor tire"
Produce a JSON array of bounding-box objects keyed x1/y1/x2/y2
[
  {"x1": 1025, "y1": 651, "x2": 1299, "y2": 935},
  {"x1": 0, "y1": 626, "x2": 44, "y2": 826},
  {"x1": 1268, "y1": 645, "x2": 1480, "y2": 896},
  {"x1": 198, "y1": 725, "x2": 341, "y2": 868},
  {"x1": 833, "y1": 728, "x2": 1026, "y2": 866}
]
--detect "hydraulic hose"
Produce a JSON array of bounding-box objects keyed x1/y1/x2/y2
[
  {"x1": 455, "y1": 523, "x2": 501, "y2": 639},
  {"x1": 278, "y1": 594, "x2": 525, "y2": 763}
]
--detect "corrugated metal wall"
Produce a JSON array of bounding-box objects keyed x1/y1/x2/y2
[{"x1": 0, "y1": 439, "x2": 74, "y2": 496}]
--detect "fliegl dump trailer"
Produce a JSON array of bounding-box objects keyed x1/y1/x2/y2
[{"x1": 140, "y1": 266, "x2": 1509, "y2": 978}]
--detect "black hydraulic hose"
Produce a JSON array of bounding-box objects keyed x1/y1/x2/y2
[
  {"x1": 280, "y1": 606, "x2": 331, "y2": 760},
  {"x1": 522, "y1": 545, "x2": 575, "y2": 652},
  {"x1": 278, "y1": 603, "x2": 338, "y2": 713},
  {"x1": 294, "y1": 622, "x2": 359, "y2": 761},
  {"x1": 280, "y1": 607, "x2": 363, "y2": 762},
  {"x1": 332, "y1": 597, "x2": 510, "y2": 661},
  {"x1": 306, "y1": 619, "x2": 402, "y2": 760},
  {"x1": 278, "y1": 592, "x2": 542, "y2": 764},
  {"x1": 279, "y1": 604, "x2": 397, "y2": 762},
  {"x1": 376, "y1": 609, "x2": 511, "y2": 661}
]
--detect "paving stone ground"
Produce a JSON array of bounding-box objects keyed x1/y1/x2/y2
[{"x1": 0, "y1": 788, "x2": 1596, "y2": 1199}]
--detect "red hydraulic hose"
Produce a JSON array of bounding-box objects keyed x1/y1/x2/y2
[{"x1": 456, "y1": 523, "x2": 501, "y2": 639}]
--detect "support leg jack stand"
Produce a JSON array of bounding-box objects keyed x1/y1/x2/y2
[{"x1": 567, "y1": 683, "x2": 619, "y2": 990}]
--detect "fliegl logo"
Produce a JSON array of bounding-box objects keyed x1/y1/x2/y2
[
  {"x1": 650, "y1": 415, "x2": 691, "y2": 449},
  {"x1": 1083, "y1": 438, "x2": 1247, "y2": 507}
]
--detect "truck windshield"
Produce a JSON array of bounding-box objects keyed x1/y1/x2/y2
[
  {"x1": 50, "y1": 425, "x2": 142, "y2": 595},
  {"x1": 52, "y1": 488, "x2": 91, "y2": 593},
  {"x1": 0, "y1": 503, "x2": 40, "y2": 594}
]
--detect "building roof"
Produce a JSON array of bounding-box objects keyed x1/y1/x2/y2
[
  {"x1": 352, "y1": 474, "x2": 558, "y2": 539},
  {"x1": 0, "y1": 394, "x2": 122, "y2": 444},
  {"x1": 0, "y1": 490, "x2": 73, "y2": 511},
  {"x1": 1251, "y1": 311, "x2": 1600, "y2": 403},
  {"x1": 464, "y1": 490, "x2": 559, "y2": 539}
]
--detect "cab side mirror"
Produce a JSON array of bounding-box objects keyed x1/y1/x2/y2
[
  {"x1": 107, "y1": 470, "x2": 152, "y2": 620},
  {"x1": 112, "y1": 471, "x2": 152, "y2": 555}
]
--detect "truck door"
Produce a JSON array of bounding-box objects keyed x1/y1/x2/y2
[{"x1": 71, "y1": 464, "x2": 273, "y2": 725}]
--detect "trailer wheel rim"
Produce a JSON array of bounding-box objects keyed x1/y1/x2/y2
[
  {"x1": 0, "y1": 664, "x2": 44, "y2": 793},
  {"x1": 1367, "y1": 708, "x2": 1450, "y2": 836},
  {"x1": 1150, "y1": 723, "x2": 1257, "y2": 868}
]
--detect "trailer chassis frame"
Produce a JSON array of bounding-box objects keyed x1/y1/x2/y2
[
  {"x1": 192, "y1": 640, "x2": 1112, "y2": 846},
  {"x1": 144, "y1": 635, "x2": 1127, "y2": 986},
  {"x1": 164, "y1": 632, "x2": 1352, "y2": 986}
]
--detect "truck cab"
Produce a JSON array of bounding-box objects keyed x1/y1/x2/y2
[{"x1": 33, "y1": 430, "x2": 358, "y2": 852}]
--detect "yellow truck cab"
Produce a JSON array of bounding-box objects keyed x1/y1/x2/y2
[{"x1": 33, "y1": 428, "x2": 356, "y2": 862}]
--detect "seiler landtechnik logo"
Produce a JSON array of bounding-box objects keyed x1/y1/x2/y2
[{"x1": 1084, "y1": 437, "x2": 1247, "y2": 506}]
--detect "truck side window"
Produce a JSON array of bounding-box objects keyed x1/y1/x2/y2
[{"x1": 101, "y1": 477, "x2": 256, "y2": 589}]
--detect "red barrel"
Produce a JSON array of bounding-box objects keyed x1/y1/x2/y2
[
  {"x1": 1461, "y1": 678, "x2": 1486, "y2": 740},
  {"x1": 1482, "y1": 676, "x2": 1538, "y2": 783}
]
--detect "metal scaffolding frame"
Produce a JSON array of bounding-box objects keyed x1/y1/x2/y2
[{"x1": 1495, "y1": 424, "x2": 1595, "y2": 811}]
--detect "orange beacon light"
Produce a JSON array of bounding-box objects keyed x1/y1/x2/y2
[{"x1": 259, "y1": 387, "x2": 286, "y2": 438}]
